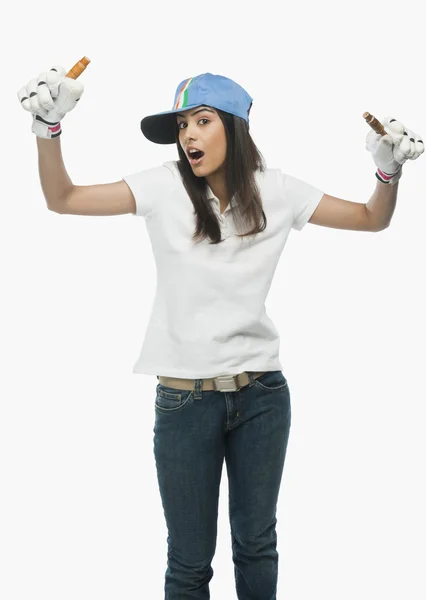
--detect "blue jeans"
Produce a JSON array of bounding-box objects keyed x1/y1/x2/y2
[{"x1": 153, "y1": 370, "x2": 292, "y2": 599}]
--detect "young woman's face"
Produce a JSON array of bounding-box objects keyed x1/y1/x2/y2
[{"x1": 177, "y1": 106, "x2": 227, "y2": 177}]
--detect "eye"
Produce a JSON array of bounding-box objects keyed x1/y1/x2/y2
[{"x1": 177, "y1": 118, "x2": 209, "y2": 130}]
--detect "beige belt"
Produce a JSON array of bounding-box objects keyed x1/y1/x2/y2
[{"x1": 157, "y1": 371, "x2": 266, "y2": 393}]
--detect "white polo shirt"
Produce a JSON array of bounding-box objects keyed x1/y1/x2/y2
[{"x1": 122, "y1": 161, "x2": 323, "y2": 379}]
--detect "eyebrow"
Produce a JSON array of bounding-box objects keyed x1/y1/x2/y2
[{"x1": 176, "y1": 107, "x2": 215, "y2": 118}]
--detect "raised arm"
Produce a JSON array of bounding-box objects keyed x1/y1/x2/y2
[{"x1": 37, "y1": 136, "x2": 136, "y2": 216}]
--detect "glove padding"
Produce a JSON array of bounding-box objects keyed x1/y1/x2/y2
[
  {"x1": 366, "y1": 116, "x2": 424, "y2": 183},
  {"x1": 17, "y1": 65, "x2": 84, "y2": 139}
]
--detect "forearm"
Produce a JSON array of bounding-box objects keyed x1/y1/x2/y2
[
  {"x1": 36, "y1": 136, "x2": 74, "y2": 210},
  {"x1": 365, "y1": 178, "x2": 399, "y2": 231}
]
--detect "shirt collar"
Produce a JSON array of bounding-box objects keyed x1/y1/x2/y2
[{"x1": 206, "y1": 185, "x2": 234, "y2": 213}]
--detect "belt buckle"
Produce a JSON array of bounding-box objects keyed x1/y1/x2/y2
[{"x1": 214, "y1": 374, "x2": 240, "y2": 392}]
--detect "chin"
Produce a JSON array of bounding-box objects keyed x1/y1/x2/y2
[
  {"x1": 193, "y1": 161, "x2": 220, "y2": 176},
  {"x1": 191, "y1": 163, "x2": 209, "y2": 176}
]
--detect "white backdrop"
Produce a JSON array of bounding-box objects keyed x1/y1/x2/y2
[{"x1": 2, "y1": 0, "x2": 425, "y2": 598}]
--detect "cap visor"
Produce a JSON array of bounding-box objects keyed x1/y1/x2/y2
[{"x1": 140, "y1": 104, "x2": 207, "y2": 144}]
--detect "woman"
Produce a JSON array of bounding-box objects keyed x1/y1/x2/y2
[{"x1": 18, "y1": 67, "x2": 423, "y2": 600}]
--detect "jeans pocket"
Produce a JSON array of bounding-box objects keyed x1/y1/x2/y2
[
  {"x1": 253, "y1": 370, "x2": 288, "y2": 391},
  {"x1": 155, "y1": 384, "x2": 194, "y2": 413}
]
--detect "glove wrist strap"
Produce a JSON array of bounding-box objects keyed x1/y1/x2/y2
[
  {"x1": 32, "y1": 115, "x2": 62, "y2": 139},
  {"x1": 375, "y1": 165, "x2": 402, "y2": 186}
]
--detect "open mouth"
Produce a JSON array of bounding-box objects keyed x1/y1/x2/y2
[{"x1": 188, "y1": 150, "x2": 205, "y2": 165}]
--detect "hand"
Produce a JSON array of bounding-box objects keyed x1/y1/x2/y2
[
  {"x1": 17, "y1": 65, "x2": 84, "y2": 139},
  {"x1": 365, "y1": 116, "x2": 424, "y2": 184}
]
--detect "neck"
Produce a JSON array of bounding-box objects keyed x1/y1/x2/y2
[{"x1": 205, "y1": 172, "x2": 229, "y2": 206}]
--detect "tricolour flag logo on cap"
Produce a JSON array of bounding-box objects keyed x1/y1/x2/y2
[{"x1": 173, "y1": 77, "x2": 195, "y2": 110}]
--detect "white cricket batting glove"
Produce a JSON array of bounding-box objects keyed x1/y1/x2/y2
[
  {"x1": 366, "y1": 116, "x2": 424, "y2": 185},
  {"x1": 17, "y1": 65, "x2": 84, "y2": 139}
]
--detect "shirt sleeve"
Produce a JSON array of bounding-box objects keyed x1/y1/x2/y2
[
  {"x1": 122, "y1": 163, "x2": 175, "y2": 217},
  {"x1": 280, "y1": 170, "x2": 324, "y2": 231}
]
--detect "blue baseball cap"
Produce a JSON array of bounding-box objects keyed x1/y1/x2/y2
[{"x1": 140, "y1": 72, "x2": 253, "y2": 145}]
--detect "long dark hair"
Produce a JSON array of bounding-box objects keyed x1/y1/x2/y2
[{"x1": 175, "y1": 107, "x2": 267, "y2": 245}]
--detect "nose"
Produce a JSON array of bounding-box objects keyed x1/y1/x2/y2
[{"x1": 182, "y1": 121, "x2": 198, "y2": 143}]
